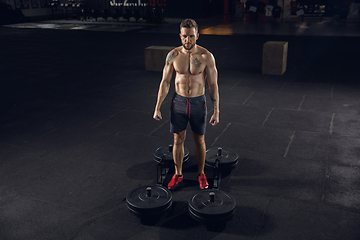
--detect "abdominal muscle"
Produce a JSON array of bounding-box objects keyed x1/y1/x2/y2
[{"x1": 175, "y1": 73, "x2": 206, "y2": 98}]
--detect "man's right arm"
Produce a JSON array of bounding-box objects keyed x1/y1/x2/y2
[{"x1": 153, "y1": 50, "x2": 177, "y2": 120}]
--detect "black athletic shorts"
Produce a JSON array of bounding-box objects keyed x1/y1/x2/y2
[{"x1": 170, "y1": 93, "x2": 207, "y2": 135}]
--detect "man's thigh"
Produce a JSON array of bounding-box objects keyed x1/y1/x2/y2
[
  {"x1": 170, "y1": 97, "x2": 188, "y2": 133},
  {"x1": 189, "y1": 100, "x2": 207, "y2": 135}
]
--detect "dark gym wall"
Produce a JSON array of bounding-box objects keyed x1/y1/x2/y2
[
  {"x1": 84, "y1": 0, "x2": 223, "y2": 18},
  {"x1": 166, "y1": 0, "x2": 223, "y2": 18}
]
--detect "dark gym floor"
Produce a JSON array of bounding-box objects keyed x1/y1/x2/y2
[{"x1": 1, "y1": 16, "x2": 360, "y2": 240}]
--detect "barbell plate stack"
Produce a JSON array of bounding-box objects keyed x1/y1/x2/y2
[
  {"x1": 153, "y1": 144, "x2": 189, "y2": 164},
  {"x1": 205, "y1": 147, "x2": 239, "y2": 169},
  {"x1": 188, "y1": 189, "x2": 236, "y2": 224},
  {"x1": 126, "y1": 185, "x2": 172, "y2": 218}
]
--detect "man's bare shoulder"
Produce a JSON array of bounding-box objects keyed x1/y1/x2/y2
[
  {"x1": 170, "y1": 46, "x2": 182, "y2": 55},
  {"x1": 166, "y1": 47, "x2": 181, "y2": 65},
  {"x1": 196, "y1": 45, "x2": 215, "y2": 65},
  {"x1": 197, "y1": 45, "x2": 214, "y2": 60},
  {"x1": 196, "y1": 45, "x2": 212, "y2": 55}
]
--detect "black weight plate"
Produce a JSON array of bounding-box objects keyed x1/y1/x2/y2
[
  {"x1": 188, "y1": 190, "x2": 236, "y2": 223},
  {"x1": 153, "y1": 145, "x2": 189, "y2": 164},
  {"x1": 205, "y1": 147, "x2": 239, "y2": 169},
  {"x1": 126, "y1": 185, "x2": 172, "y2": 217}
]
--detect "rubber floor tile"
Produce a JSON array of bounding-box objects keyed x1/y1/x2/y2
[
  {"x1": 0, "y1": 154, "x2": 104, "y2": 202},
  {"x1": 59, "y1": 166, "x2": 148, "y2": 213},
  {"x1": 94, "y1": 109, "x2": 165, "y2": 136},
  {"x1": 108, "y1": 91, "x2": 165, "y2": 114},
  {"x1": 204, "y1": 120, "x2": 240, "y2": 148},
  {"x1": 231, "y1": 151, "x2": 325, "y2": 202},
  {"x1": 219, "y1": 103, "x2": 270, "y2": 126},
  {"x1": 0, "y1": 141, "x2": 46, "y2": 165},
  {"x1": 0, "y1": 197, "x2": 83, "y2": 240},
  {"x1": 213, "y1": 122, "x2": 294, "y2": 156},
  {"x1": 327, "y1": 135, "x2": 360, "y2": 166},
  {"x1": 285, "y1": 130, "x2": 330, "y2": 158},
  {"x1": 287, "y1": 131, "x2": 360, "y2": 167},
  {"x1": 323, "y1": 164, "x2": 360, "y2": 210},
  {"x1": 65, "y1": 89, "x2": 127, "y2": 107},
  {"x1": 80, "y1": 133, "x2": 169, "y2": 169},
  {"x1": 244, "y1": 91, "x2": 304, "y2": 110},
  {"x1": 47, "y1": 102, "x2": 123, "y2": 128},
  {"x1": 261, "y1": 197, "x2": 360, "y2": 240},
  {"x1": 234, "y1": 78, "x2": 286, "y2": 94},
  {"x1": 301, "y1": 95, "x2": 360, "y2": 115},
  {"x1": 264, "y1": 108, "x2": 333, "y2": 133},
  {"x1": 217, "y1": 71, "x2": 243, "y2": 88},
  {"x1": 220, "y1": 88, "x2": 257, "y2": 105},
  {"x1": 280, "y1": 82, "x2": 334, "y2": 97},
  {"x1": 71, "y1": 206, "x2": 148, "y2": 240},
  {"x1": 332, "y1": 84, "x2": 360, "y2": 99},
  {"x1": 0, "y1": 117, "x2": 61, "y2": 146},
  {"x1": 332, "y1": 113, "x2": 360, "y2": 136},
  {"x1": 8, "y1": 98, "x2": 77, "y2": 120},
  {"x1": 24, "y1": 125, "x2": 114, "y2": 158}
]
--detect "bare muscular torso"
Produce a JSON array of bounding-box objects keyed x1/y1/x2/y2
[{"x1": 172, "y1": 45, "x2": 210, "y2": 98}]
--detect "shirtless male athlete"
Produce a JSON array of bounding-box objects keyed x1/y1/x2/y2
[{"x1": 153, "y1": 19, "x2": 220, "y2": 190}]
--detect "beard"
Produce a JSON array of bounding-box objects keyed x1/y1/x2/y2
[{"x1": 183, "y1": 43, "x2": 195, "y2": 50}]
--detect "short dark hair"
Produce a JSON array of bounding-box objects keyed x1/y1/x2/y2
[{"x1": 180, "y1": 18, "x2": 198, "y2": 33}]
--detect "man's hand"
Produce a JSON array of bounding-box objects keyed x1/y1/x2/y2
[
  {"x1": 153, "y1": 109, "x2": 162, "y2": 121},
  {"x1": 209, "y1": 112, "x2": 219, "y2": 126}
]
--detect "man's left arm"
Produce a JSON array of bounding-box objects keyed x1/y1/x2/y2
[{"x1": 205, "y1": 53, "x2": 219, "y2": 126}]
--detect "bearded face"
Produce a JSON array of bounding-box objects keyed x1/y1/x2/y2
[{"x1": 180, "y1": 27, "x2": 199, "y2": 51}]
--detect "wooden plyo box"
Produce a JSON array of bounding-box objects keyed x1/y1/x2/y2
[
  {"x1": 145, "y1": 46, "x2": 174, "y2": 72},
  {"x1": 262, "y1": 41, "x2": 288, "y2": 75}
]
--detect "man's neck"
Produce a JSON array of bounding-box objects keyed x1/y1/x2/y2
[{"x1": 182, "y1": 45, "x2": 197, "y2": 54}]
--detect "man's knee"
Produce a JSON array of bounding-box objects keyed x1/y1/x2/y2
[
  {"x1": 193, "y1": 133, "x2": 205, "y2": 146},
  {"x1": 174, "y1": 131, "x2": 186, "y2": 146}
]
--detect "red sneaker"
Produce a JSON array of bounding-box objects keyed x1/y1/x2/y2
[
  {"x1": 198, "y1": 174, "x2": 209, "y2": 189},
  {"x1": 168, "y1": 174, "x2": 183, "y2": 190}
]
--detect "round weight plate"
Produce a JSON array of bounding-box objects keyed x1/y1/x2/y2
[
  {"x1": 205, "y1": 147, "x2": 239, "y2": 169},
  {"x1": 188, "y1": 190, "x2": 236, "y2": 224},
  {"x1": 126, "y1": 185, "x2": 172, "y2": 217},
  {"x1": 153, "y1": 145, "x2": 190, "y2": 164}
]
